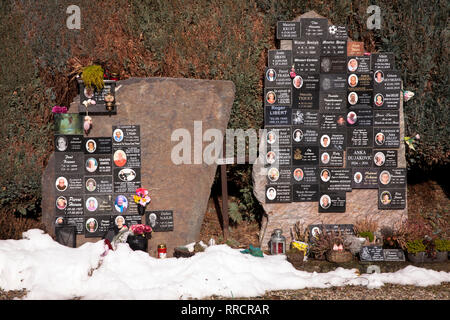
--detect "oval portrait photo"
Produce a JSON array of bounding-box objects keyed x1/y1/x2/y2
[
  {"x1": 348, "y1": 92, "x2": 358, "y2": 105},
  {"x1": 56, "y1": 136, "x2": 68, "y2": 152},
  {"x1": 114, "y1": 195, "x2": 128, "y2": 213},
  {"x1": 293, "y1": 168, "x2": 304, "y2": 181},
  {"x1": 320, "y1": 135, "x2": 331, "y2": 148},
  {"x1": 55, "y1": 176, "x2": 68, "y2": 192},
  {"x1": 114, "y1": 150, "x2": 127, "y2": 167},
  {"x1": 266, "y1": 187, "x2": 277, "y2": 201},
  {"x1": 375, "y1": 132, "x2": 385, "y2": 146},
  {"x1": 374, "y1": 93, "x2": 384, "y2": 107},
  {"x1": 267, "y1": 131, "x2": 276, "y2": 145},
  {"x1": 347, "y1": 111, "x2": 357, "y2": 125},
  {"x1": 348, "y1": 74, "x2": 358, "y2": 87},
  {"x1": 85, "y1": 157, "x2": 98, "y2": 173},
  {"x1": 118, "y1": 168, "x2": 136, "y2": 182},
  {"x1": 293, "y1": 75, "x2": 303, "y2": 89},
  {"x1": 85, "y1": 178, "x2": 97, "y2": 192},
  {"x1": 86, "y1": 139, "x2": 96, "y2": 153},
  {"x1": 86, "y1": 197, "x2": 98, "y2": 212},
  {"x1": 347, "y1": 58, "x2": 358, "y2": 72},
  {"x1": 374, "y1": 152, "x2": 386, "y2": 167},
  {"x1": 354, "y1": 172, "x2": 363, "y2": 184},
  {"x1": 84, "y1": 87, "x2": 94, "y2": 99},
  {"x1": 55, "y1": 217, "x2": 65, "y2": 225},
  {"x1": 267, "y1": 167, "x2": 280, "y2": 182},
  {"x1": 115, "y1": 215, "x2": 126, "y2": 229},
  {"x1": 266, "y1": 91, "x2": 276, "y2": 104},
  {"x1": 293, "y1": 129, "x2": 304, "y2": 142},
  {"x1": 266, "y1": 151, "x2": 276, "y2": 164},
  {"x1": 320, "y1": 194, "x2": 331, "y2": 209},
  {"x1": 380, "y1": 191, "x2": 392, "y2": 205},
  {"x1": 113, "y1": 129, "x2": 124, "y2": 142},
  {"x1": 85, "y1": 218, "x2": 98, "y2": 233},
  {"x1": 56, "y1": 196, "x2": 67, "y2": 210},
  {"x1": 379, "y1": 170, "x2": 391, "y2": 185},
  {"x1": 266, "y1": 68, "x2": 276, "y2": 82},
  {"x1": 374, "y1": 70, "x2": 384, "y2": 83},
  {"x1": 320, "y1": 169, "x2": 331, "y2": 182},
  {"x1": 321, "y1": 152, "x2": 330, "y2": 165}
]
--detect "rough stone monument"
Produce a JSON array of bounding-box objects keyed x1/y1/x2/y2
[
  {"x1": 253, "y1": 11, "x2": 408, "y2": 249},
  {"x1": 42, "y1": 77, "x2": 235, "y2": 257}
]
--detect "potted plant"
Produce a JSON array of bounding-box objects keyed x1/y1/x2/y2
[
  {"x1": 81, "y1": 64, "x2": 105, "y2": 92},
  {"x1": 380, "y1": 226, "x2": 402, "y2": 249},
  {"x1": 287, "y1": 221, "x2": 309, "y2": 267},
  {"x1": 434, "y1": 239, "x2": 450, "y2": 262},
  {"x1": 354, "y1": 217, "x2": 379, "y2": 245},
  {"x1": 126, "y1": 224, "x2": 152, "y2": 252},
  {"x1": 405, "y1": 239, "x2": 426, "y2": 263},
  {"x1": 309, "y1": 225, "x2": 353, "y2": 263}
]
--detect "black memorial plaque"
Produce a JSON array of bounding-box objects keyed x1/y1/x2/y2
[
  {"x1": 277, "y1": 21, "x2": 301, "y2": 40},
  {"x1": 374, "y1": 127, "x2": 400, "y2": 148},
  {"x1": 265, "y1": 106, "x2": 291, "y2": 126},
  {"x1": 84, "y1": 215, "x2": 111, "y2": 238},
  {"x1": 292, "y1": 146, "x2": 319, "y2": 165},
  {"x1": 293, "y1": 39, "x2": 320, "y2": 56},
  {"x1": 55, "y1": 174, "x2": 83, "y2": 195},
  {"x1": 113, "y1": 147, "x2": 141, "y2": 169},
  {"x1": 292, "y1": 127, "x2": 319, "y2": 146},
  {"x1": 292, "y1": 89, "x2": 319, "y2": 109},
  {"x1": 265, "y1": 127, "x2": 291, "y2": 146},
  {"x1": 347, "y1": 56, "x2": 370, "y2": 73},
  {"x1": 84, "y1": 176, "x2": 113, "y2": 194},
  {"x1": 347, "y1": 127, "x2": 373, "y2": 147},
  {"x1": 373, "y1": 92, "x2": 400, "y2": 109},
  {"x1": 319, "y1": 92, "x2": 346, "y2": 113},
  {"x1": 318, "y1": 192, "x2": 346, "y2": 213},
  {"x1": 292, "y1": 109, "x2": 319, "y2": 126},
  {"x1": 373, "y1": 110, "x2": 399, "y2": 127},
  {"x1": 308, "y1": 224, "x2": 355, "y2": 241},
  {"x1": 319, "y1": 131, "x2": 346, "y2": 151},
  {"x1": 319, "y1": 168, "x2": 352, "y2": 192},
  {"x1": 300, "y1": 18, "x2": 328, "y2": 38},
  {"x1": 264, "y1": 67, "x2": 292, "y2": 87},
  {"x1": 84, "y1": 194, "x2": 113, "y2": 214},
  {"x1": 320, "y1": 150, "x2": 344, "y2": 167},
  {"x1": 112, "y1": 125, "x2": 140, "y2": 146},
  {"x1": 378, "y1": 188, "x2": 406, "y2": 210},
  {"x1": 373, "y1": 150, "x2": 397, "y2": 168},
  {"x1": 373, "y1": 71, "x2": 402, "y2": 92},
  {"x1": 124, "y1": 215, "x2": 144, "y2": 227},
  {"x1": 347, "y1": 90, "x2": 372, "y2": 109},
  {"x1": 267, "y1": 166, "x2": 291, "y2": 185},
  {"x1": 113, "y1": 167, "x2": 142, "y2": 193},
  {"x1": 291, "y1": 166, "x2": 319, "y2": 184},
  {"x1": 371, "y1": 53, "x2": 395, "y2": 71},
  {"x1": 320, "y1": 74, "x2": 347, "y2": 92},
  {"x1": 326, "y1": 25, "x2": 348, "y2": 40},
  {"x1": 79, "y1": 80, "x2": 117, "y2": 115},
  {"x1": 347, "y1": 73, "x2": 372, "y2": 91},
  {"x1": 55, "y1": 135, "x2": 83, "y2": 153},
  {"x1": 351, "y1": 167, "x2": 379, "y2": 189},
  {"x1": 360, "y1": 245, "x2": 384, "y2": 262},
  {"x1": 265, "y1": 146, "x2": 292, "y2": 166},
  {"x1": 347, "y1": 148, "x2": 373, "y2": 167},
  {"x1": 293, "y1": 183, "x2": 319, "y2": 202},
  {"x1": 265, "y1": 185, "x2": 292, "y2": 203},
  {"x1": 383, "y1": 249, "x2": 406, "y2": 261},
  {"x1": 56, "y1": 195, "x2": 84, "y2": 216},
  {"x1": 83, "y1": 137, "x2": 112, "y2": 155},
  {"x1": 84, "y1": 154, "x2": 112, "y2": 175},
  {"x1": 320, "y1": 39, "x2": 347, "y2": 56},
  {"x1": 265, "y1": 88, "x2": 292, "y2": 107},
  {"x1": 378, "y1": 168, "x2": 406, "y2": 188},
  {"x1": 146, "y1": 210, "x2": 175, "y2": 232},
  {"x1": 61, "y1": 216, "x2": 84, "y2": 235},
  {"x1": 268, "y1": 50, "x2": 293, "y2": 68},
  {"x1": 319, "y1": 113, "x2": 347, "y2": 130}
]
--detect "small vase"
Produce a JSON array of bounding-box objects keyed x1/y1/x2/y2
[
  {"x1": 127, "y1": 234, "x2": 148, "y2": 252},
  {"x1": 137, "y1": 204, "x2": 146, "y2": 216}
]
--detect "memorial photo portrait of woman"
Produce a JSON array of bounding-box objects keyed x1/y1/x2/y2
[
  {"x1": 267, "y1": 167, "x2": 280, "y2": 182},
  {"x1": 380, "y1": 191, "x2": 392, "y2": 205},
  {"x1": 293, "y1": 168, "x2": 304, "y2": 181},
  {"x1": 321, "y1": 152, "x2": 330, "y2": 164},
  {"x1": 56, "y1": 196, "x2": 67, "y2": 210},
  {"x1": 347, "y1": 58, "x2": 358, "y2": 72},
  {"x1": 320, "y1": 169, "x2": 331, "y2": 182},
  {"x1": 354, "y1": 172, "x2": 363, "y2": 184},
  {"x1": 347, "y1": 111, "x2": 357, "y2": 125},
  {"x1": 266, "y1": 91, "x2": 276, "y2": 104},
  {"x1": 266, "y1": 187, "x2": 276, "y2": 200},
  {"x1": 56, "y1": 136, "x2": 68, "y2": 152},
  {"x1": 86, "y1": 139, "x2": 96, "y2": 153},
  {"x1": 293, "y1": 129, "x2": 303, "y2": 142},
  {"x1": 374, "y1": 93, "x2": 384, "y2": 107},
  {"x1": 86, "y1": 197, "x2": 98, "y2": 212},
  {"x1": 374, "y1": 70, "x2": 384, "y2": 83},
  {"x1": 320, "y1": 195, "x2": 331, "y2": 209},
  {"x1": 86, "y1": 218, "x2": 98, "y2": 233},
  {"x1": 375, "y1": 132, "x2": 385, "y2": 146},
  {"x1": 85, "y1": 178, "x2": 97, "y2": 192},
  {"x1": 374, "y1": 152, "x2": 386, "y2": 167},
  {"x1": 114, "y1": 195, "x2": 128, "y2": 213},
  {"x1": 267, "y1": 131, "x2": 276, "y2": 145},
  {"x1": 115, "y1": 215, "x2": 127, "y2": 231},
  {"x1": 293, "y1": 75, "x2": 303, "y2": 89},
  {"x1": 85, "y1": 157, "x2": 98, "y2": 173},
  {"x1": 266, "y1": 151, "x2": 276, "y2": 164},
  {"x1": 113, "y1": 129, "x2": 124, "y2": 142},
  {"x1": 114, "y1": 150, "x2": 127, "y2": 167}
]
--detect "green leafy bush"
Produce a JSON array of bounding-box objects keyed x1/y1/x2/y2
[
  {"x1": 406, "y1": 240, "x2": 426, "y2": 254},
  {"x1": 358, "y1": 231, "x2": 375, "y2": 243},
  {"x1": 81, "y1": 65, "x2": 104, "y2": 91},
  {"x1": 434, "y1": 239, "x2": 450, "y2": 252}
]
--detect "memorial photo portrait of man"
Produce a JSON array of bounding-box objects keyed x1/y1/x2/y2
[
  {"x1": 55, "y1": 177, "x2": 68, "y2": 192},
  {"x1": 348, "y1": 74, "x2": 358, "y2": 87},
  {"x1": 293, "y1": 168, "x2": 304, "y2": 181},
  {"x1": 320, "y1": 135, "x2": 330, "y2": 148},
  {"x1": 266, "y1": 91, "x2": 276, "y2": 104},
  {"x1": 348, "y1": 92, "x2": 358, "y2": 105},
  {"x1": 266, "y1": 68, "x2": 276, "y2": 82},
  {"x1": 267, "y1": 167, "x2": 280, "y2": 182},
  {"x1": 336, "y1": 115, "x2": 346, "y2": 126},
  {"x1": 354, "y1": 172, "x2": 363, "y2": 183},
  {"x1": 347, "y1": 58, "x2": 358, "y2": 72},
  {"x1": 320, "y1": 195, "x2": 331, "y2": 209},
  {"x1": 56, "y1": 136, "x2": 68, "y2": 152},
  {"x1": 374, "y1": 70, "x2": 384, "y2": 83},
  {"x1": 149, "y1": 213, "x2": 157, "y2": 228},
  {"x1": 293, "y1": 75, "x2": 303, "y2": 89},
  {"x1": 113, "y1": 129, "x2": 124, "y2": 142},
  {"x1": 266, "y1": 187, "x2": 277, "y2": 201}
]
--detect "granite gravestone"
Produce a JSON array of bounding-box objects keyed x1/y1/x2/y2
[
  {"x1": 42, "y1": 77, "x2": 235, "y2": 257},
  {"x1": 254, "y1": 11, "x2": 407, "y2": 250}
]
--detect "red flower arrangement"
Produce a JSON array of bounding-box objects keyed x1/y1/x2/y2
[{"x1": 129, "y1": 224, "x2": 152, "y2": 236}]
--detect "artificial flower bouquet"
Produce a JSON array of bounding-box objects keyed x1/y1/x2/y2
[
  {"x1": 129, "y1": 224, "x2": 152, "y2": 237},
  {"x1": 133, "y1": 188, "x2": 151, "y2": 215}
]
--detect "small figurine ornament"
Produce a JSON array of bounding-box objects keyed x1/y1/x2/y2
[
  {"x1": 289, "y1": 65, "x2": 296, "y2": 79},
  {"x1": 84, "y1": 115, "x2": 92, "y2": 135},
  {"x1": 402, "y1": 90, "x2": 415, "y2": 102}
]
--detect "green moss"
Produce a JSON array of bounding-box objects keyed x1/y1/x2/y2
[{"x1": 81, "y1": 65, "x2": 104, "y2": 91}]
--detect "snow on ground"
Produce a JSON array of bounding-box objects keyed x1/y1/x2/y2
[{"x1": 0, "y1": 229, "x2": 449, "y2": 300}]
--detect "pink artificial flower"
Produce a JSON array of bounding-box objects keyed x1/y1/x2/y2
[
  {"x1": 52, "y1": 106, "x2": 68, "y2": 114},
  {"x1": 415, "y1": 134, "x2": 420, "y2": 140}
]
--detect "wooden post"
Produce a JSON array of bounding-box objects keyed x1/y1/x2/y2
[{"x1": 220, "y1": 164, "x2": 230, "y2": 240}]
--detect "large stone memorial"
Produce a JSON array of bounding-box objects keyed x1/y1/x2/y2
[
  {"x1": 42, "y1": 77, "x2": 235, "y2": 256},
  {"x1": 254, "y1": 11, "x2": 408, "y2": 249}
]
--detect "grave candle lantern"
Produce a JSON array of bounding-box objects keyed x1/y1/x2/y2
[{"x1": 270, "y1": 229, "x2": 286, "y2": 255}]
